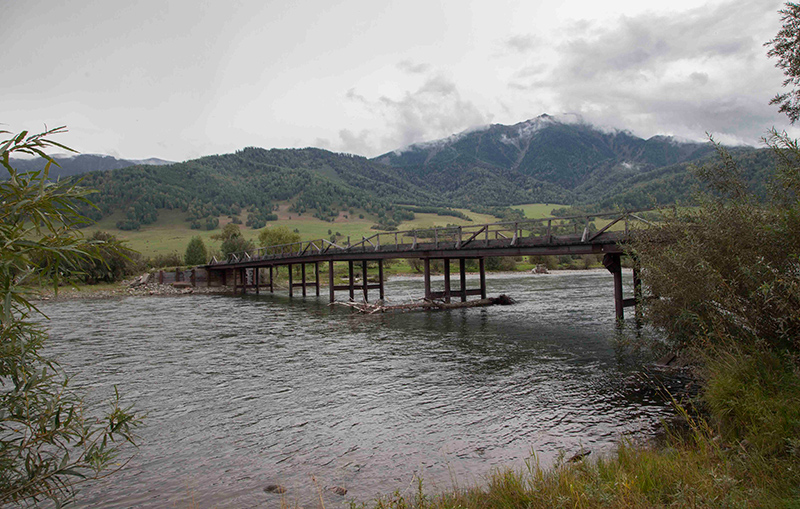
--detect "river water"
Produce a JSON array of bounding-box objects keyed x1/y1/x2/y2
[{"x1": 39, "y1": 270, "x2": 673, "y2": 508}]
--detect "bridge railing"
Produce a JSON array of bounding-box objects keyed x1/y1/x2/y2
[{"x1": 208, "y1": 209, "x2": 658, "y2": 266}]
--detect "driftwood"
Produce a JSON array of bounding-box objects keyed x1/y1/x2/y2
[{"x1": 333, "y1": 294, "x2": 516, "y2": 314}]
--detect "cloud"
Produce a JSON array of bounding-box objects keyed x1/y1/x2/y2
[
  {"x1": 337, "y1": 129, "x2": 373, "y2": 155},
  {"x1": 505, "y1": 35, "x2": 539, "y2": 53},
  {"x1": 397, "y1": 60, "x2": 430, "y2": 74},
  {"x1": 507, "y1": 0, "x2": 788, "y2": 144},
  {"x1": 374, "y1": 75, "x2": 490, "y2": 150}
]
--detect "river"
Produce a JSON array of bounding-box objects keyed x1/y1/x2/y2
[{"x1": 39, "y1": 270, "x2": 673, "y2": 508}]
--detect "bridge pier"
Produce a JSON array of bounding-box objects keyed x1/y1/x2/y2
[
  {"x1": 603, "y1": 253, "x2": 640, "y2": 322},
  {"x1": 327, "y1": 260, "x2": 385, "y2": 303},
  {"x1": 425, "y1": 257, "x2": 487, "y2": 302}
]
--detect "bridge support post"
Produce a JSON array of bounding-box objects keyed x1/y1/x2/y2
[
  {"x1": 329, "y1": 261, "x2": 335, "y2": 302},
  {"x1": 348, "y1": 261, "x2": 355, "y2": 301},
  {"x1": 315, "y1": 262, "x2": 320, "y2": 297},
  {"x1": 423, "y1": 258, "x2": 432, "y2": 300},
  {"x1": 362, "y1": 260, "x2": 369, "y2": 301},
  {"x1": 443, "y1": 258, "x2": 451, "y2": 303},
  {"x1": 269, "y1": 266, "x2": 274, "y2": 293},
  {"x1": 479, "y1": 257, "x2": 486, "y2": 299},
  {"x1": 378, "y1": 259, "x2": 384, "y2": 300},
  {"x1": 603, "y1": 253, "x2": 624, "y2": 321},
  {"x1": 288, "y1": 264, "x2": 293, "y2": 298},
  {"x1": 301, "y1": 263, "x2": 307, "y2": 297},
  {"x1": 255, "y1": 267, "x2": 259, "y2": 295},
  {"x1": 459, "y1": 258, "x2": 467, "y2": 302}
]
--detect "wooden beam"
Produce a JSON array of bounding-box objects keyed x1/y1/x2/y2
[
  {"x1": 269, "y1": 265, "x2": 274, "y2": 293},
  {"x1": 255, "y1": 267, "x2": 259, "y2": 295},
  {"x1": 288, "y1": 263, "x2": 293, "y2": 298},
  {"x1": 431, "y1": 289, "x2": 483, "y2": 299}
]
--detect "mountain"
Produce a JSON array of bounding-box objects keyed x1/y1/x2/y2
[
  {"x1": 44, "y1": 115, "x2": 774, "y2": 233},
  {"x1": 75, "y1": 147, "x2": 446, "y2": 231},
  {"x1": 373, "y1": 114, "x2": 770, "y2": 208},
  {"x1": 9, "y1": 154, "x2": 173, "y2": 180}
]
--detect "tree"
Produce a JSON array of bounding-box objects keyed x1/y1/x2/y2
[
  {"x1": 766, "y1": 2, "x2": 800, "y2": 123},
  {"x1": 0, "y1": 127, "x2": 140, "y2": 505},
  {"x1": 257, "y1": 225, "x2": 301, "y2": 248},
  {"x1": 628, "y1": 136, "x2": 800, "y2": 352},
  {"x1": 210, "y1": 222, "x2": 242, "y2": 242},
  {"x1": 75, "y1": 231, "x2": 142, "y2": 283},
  {"x1": 211, "y1": 223, "x2": 254, "y2": 258},
  {"x1": 184, "y1": 236, "x2": 208, "y2": 266}
]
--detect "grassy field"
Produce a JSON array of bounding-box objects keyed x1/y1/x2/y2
[
  {"x1": 82, "y1": 206, "x2": 505, "y2": 258},
  {"x1": 79, "y1": 202, "x2": 644, "y2": 259},
  {"x1": 515, "y1": 203, "x2": 565, "y2": 218}
]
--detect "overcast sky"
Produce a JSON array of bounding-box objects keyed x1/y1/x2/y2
[{"x1": 3, "y1": 0, "x2": 795, "y2": 161}]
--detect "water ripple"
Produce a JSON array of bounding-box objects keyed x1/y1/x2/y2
[{"x1": 38, "y1": 271, "x2": 674, "y2": 508}]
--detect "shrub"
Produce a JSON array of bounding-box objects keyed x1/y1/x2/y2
[{"x1": 184, "y1": 236, "x2": 208, "y2": 266}]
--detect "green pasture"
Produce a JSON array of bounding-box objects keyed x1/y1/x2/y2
[{"x1": 515, "y1": 203, "x2": 564, "y2": 218}]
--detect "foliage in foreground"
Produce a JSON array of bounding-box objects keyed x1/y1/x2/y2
[
  {"x1": 628, "y1": 131, "x2": 800, "y2": 353},
  {"x1": 0, "y1": 127, "x2": 140, "y2": 506}
]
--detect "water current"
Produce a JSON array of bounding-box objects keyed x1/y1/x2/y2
[{"x1": 39, "y1": 270, "x2": 674, "y2": 508}]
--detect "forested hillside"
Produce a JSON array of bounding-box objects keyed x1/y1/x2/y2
[
  {"x1": 76, "y1": 147, "x2": 448, "y2": 231},
  {"x1": 374, "y1": 115, "x2": 771, "y2": 209},
  {"x1": 64, "y1": 116, "x2": 776, "y2": 232}
]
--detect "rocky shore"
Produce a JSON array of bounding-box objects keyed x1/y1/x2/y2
[{"x1": 35, "y1": 280, "x2": 233, "y2": 302}]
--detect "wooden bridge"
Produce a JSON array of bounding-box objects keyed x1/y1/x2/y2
[{"x1": 204, "y1": 210, "x2": 654, "y2": 320}]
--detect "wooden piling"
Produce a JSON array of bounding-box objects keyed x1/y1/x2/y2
[
  {"x1": 479, "y1": 257, "x2": 486, "y2": 299},
  {"x1": 255, "y1": 267, "x2": 259, "y2": 294},
  {"x1": 459, "y1": 258, "x2": 467, "y2": 302},
  {"x1": 288, "y1": 264, "x2": 293, "y2": 298},
  {"x1": 315, "y1": 262, "x2": 320, "y2": 297},
  {"x1": 269, "y1": 266, "x2": 274, "y2": 293},
  {"x1": 348, "y1": 261, "x2": 355, "y2": 301},
  {"x1": 362, "y1": 260, "x2": 369, "y2": 302},
  {"x1": 301, "y1": 263, "x2": 307, "y2": 297},
  {"x1": 443, "y1": 258, "x2": 451, "y2": 303},
  {"x1": 378, "y1": 259, "x2": 385, "y2": 300},
  {"x1": 424, "y1": 258, "x2": 432, "y2": 300},
  {"x1": 603, "y1": 253, "x2": 624, "y2": 321},
  {"x1": 329, "y1": 260, "x2": 335, "y2": 302}
]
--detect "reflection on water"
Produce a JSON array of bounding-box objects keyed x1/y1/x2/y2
[{"x1": 40, "y1": 271, "x2": 672, "y2": 508}]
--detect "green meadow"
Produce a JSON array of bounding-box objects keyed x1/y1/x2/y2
[{"x1": 80, "y1": 203, "x2": 616, "y2": 259}]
